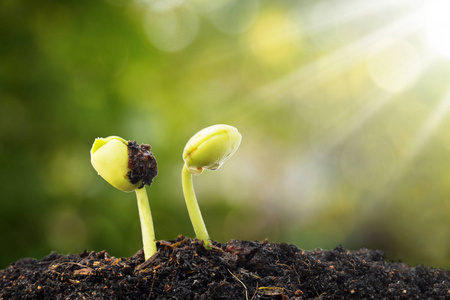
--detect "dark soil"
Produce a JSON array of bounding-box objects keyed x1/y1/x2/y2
[
  {"x1": 1, "y1": 236, "x2": 449, "y2": 299},
  {"x1": 127, "y1": 141, "x2": 158, "y2": 189}
]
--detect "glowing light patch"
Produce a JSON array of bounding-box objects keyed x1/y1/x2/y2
[
  {"x1": 145, "y1": 7, "x2": 199, "y2": 52},
  {"x1": 366, "y1": 39, "x2": 421, "y2": 93},
  {"x1": 424, "y1": 0, "x2": 450, "y2": 59},
  {"x1": 247, "y1": 10, "x2": 302, "y2": 67}
]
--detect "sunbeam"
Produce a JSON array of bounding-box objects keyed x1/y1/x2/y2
[
  {"x1": 304, "y1": 0, "x2": 418, "y2": 35},
  {"x1": 363, "y1": 86, "x2": 450, "y2": 208},
  {"x1": 254, "y1": 11, "x2": 423, "y2": 100},
  {"x1": 403, "y1": 89, "x2": 450, "y2": 164},
  {"x1": 424, "y1": 0, "x2": 450, "y2": 59},
  {"x1": 223, "y1": 8, "x2": 424, "y2": 124}
]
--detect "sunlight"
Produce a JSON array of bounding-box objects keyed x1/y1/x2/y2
[
  {"x1": 305, "y1": 0, "x2": 415, "y2": 39},
  {"x1": 408, "y1": 90, "x2": 450, "y2": 159},
  {"x1": 225, "y1": 9, "x2": 424, "y2": 122},
  {"x1": 373, "y1": 88, "x2": 450, "y2": 198},
  {"x1": 247, "y1": 9, "x2": 302, "y2": 67},
  {"x1": 317, "y1": 89, "x2": 395, "y2": 151},
  {"x1": 366, "y1": 38, "x2": 421, "y2": 93},
  {"x1": 424, "y1": 0, "x2": 450, "y2": 59},
  {"x1": 220, "y1": 0, "x2": 447, "y2": 174},
  {"x1": 252, "y1": 9, "x2": 423, "y2": 101}
]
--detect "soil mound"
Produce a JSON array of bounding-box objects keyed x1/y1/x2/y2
[{"x1": 1, "y1": 236, "x2": 449, "y2": 299}]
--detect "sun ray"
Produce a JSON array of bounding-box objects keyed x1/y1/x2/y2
[
  {"x1": 424, "y1": 0, "x2": 450, "y2": 59},
  {"x1": 357, "y1": 85, "x2": 450, "y2": 208},
  {"x1": 254, "y1": 11, "x2": 423, "y2": 101},
  {"x1": 193, "y1": 0, "x2": 418, "y2": 69},
  {"x1": 313, "y1": 50, "x2": 436, "y2": 150},
  {"x1": 303, "y1": 0, "x2": 418, "y2": 35},
  {"x1": 402, "y1": 89, "x2": 450, "y2": 165},
  {"x1": 224, "y1": 9, "x2": 424, "y2": 122},
  {"x1": 217, "y1": 0, "x2": 449, "y2": 203}
]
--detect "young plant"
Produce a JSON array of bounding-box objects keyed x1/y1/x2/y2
[
  {"x1": 90, "y1": 136, "x2": 158, "y2": 260},
  {"x1": 182, "y1": 124, "x2": 242, "y2": 248}
]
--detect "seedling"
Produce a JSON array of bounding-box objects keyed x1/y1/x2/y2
[
  {"x1": 90, "y1": 136, "x2": 158, "y2": 260},
  {"x1": 182, "y1": 124, "x2": 242, "y2": 248}
]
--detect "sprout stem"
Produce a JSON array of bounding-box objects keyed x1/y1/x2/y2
[
  {"x1": 135, "y1": 187, "x2": 157, "y2": 260},
  {"x1": 182, "y1": 164, "x2": 211, "y2": 249}
]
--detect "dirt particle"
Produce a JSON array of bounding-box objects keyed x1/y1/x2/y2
[
  {"x1": 127, "y1": 141, "x2": 158, "y2": 188},
  {"x1": 73, "y1": 267, "x2": 93, "y2": 276}
]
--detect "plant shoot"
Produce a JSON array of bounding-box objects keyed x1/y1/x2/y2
[
  {"x1": 182, "y1": 124, "x2": 242, "y2": 248},
  {"x1": 90, "y1": 136, "x2": 158, "y2": 260}
]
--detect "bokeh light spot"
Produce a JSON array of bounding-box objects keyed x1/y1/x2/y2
[
  {"x1": 145, "y1": 6, "x2": 199, "y2": 52},
  {"x1": 366, "y1": 39, "x2": 421, "y2": 92},
  {"x1": 207, "y1": 0, "x2": 259, "y2": 35},
  {"x1": 247, "y1": 10, "x2": 302, "y2": 67}
]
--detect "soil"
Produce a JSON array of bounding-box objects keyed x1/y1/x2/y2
[
  {"x1": 127, "y1": 141, "x2": 158, "y2": 189},
  {"x1": 1, "y1": 236, "x2": 449, "y2": 299}
]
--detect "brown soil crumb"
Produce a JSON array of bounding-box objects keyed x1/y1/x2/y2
[
  {"x1": 127, "y1": 141, "x2": 157, "y2": 188},
  {"x1": 1, "y1": 236, "x2": 449, "y2": 299}
]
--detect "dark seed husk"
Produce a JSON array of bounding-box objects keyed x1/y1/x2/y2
[{"x1": 127, "y1": 141, "x2": 158, "y2": 188}]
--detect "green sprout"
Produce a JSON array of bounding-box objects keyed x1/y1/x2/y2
[
  {"x1": 182, "y1": 124, "x2": 242, "y2": 248},
  {"x1": 90, "y1": 136, "x2": 158, "y2": 260}
]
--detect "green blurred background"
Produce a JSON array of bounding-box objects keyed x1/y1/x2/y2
[{"x1": 1, "y1": 0, "x2": 449, "y2": 269}]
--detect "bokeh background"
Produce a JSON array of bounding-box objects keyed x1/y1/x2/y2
[{"x1": 1, "y1": 0, "x2": 450, "y2": 269}]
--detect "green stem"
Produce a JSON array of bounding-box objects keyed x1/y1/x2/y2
[
  {"x1": 182, "y1": 164, "x2": 211, "y2": 248},
  {"x1": 135, "y1": 187, "x2": 157, "y2": 260}
]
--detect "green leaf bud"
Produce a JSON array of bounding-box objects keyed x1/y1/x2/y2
[
  {"x1": 183, "y1": 124, "x2": 242, "y2": 175},
  {"x1": 90, "y1": 135, "x2": 159, "y2": 259},
  {"x1": 90, "y1": 136, "x2": 158, "y2": 192}
]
